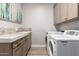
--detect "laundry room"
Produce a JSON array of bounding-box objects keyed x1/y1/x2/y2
[{"x1": 0, "y1": 0, "x2": 79, "y2": 56}]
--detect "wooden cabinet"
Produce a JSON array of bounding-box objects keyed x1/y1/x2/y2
[
  {"x1": 0, "y1": 43, "x2": 12, "y2": 56},
  {"x1": 0, "y1": 32, "x2": 31, "y2": 56},
  {"x1": 60, "y1": 3, "x2": 68, "y2": 22},
  {"x1": 67, "y1": 3, "x2": 78, "y2": 20},
  {"x1": 54, "y1": 4, "x2": 61, "y2": 24},
  {"x1": 54, "y1": 3, "x2": 79, "y2": 24},
  {"x1": 23, "y1": 38, "x2": 28, "y2": 55},
  {"x1": 13, "y1": 33, "x2": 31, "y2": 56},
  {"x1": 13, "y1": 37, "x2": 25, "y2": 56},
  {"x1": 27, "y1": 33, "x2": 31, "y2": 50},
  {"x1": 54, "y1": 3, "x2": 68, "y2": 24},
  {"x1": 13, "y1": 42, "x2": 24, "y2": 56}
]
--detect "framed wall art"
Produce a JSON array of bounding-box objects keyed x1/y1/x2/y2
[{"x1": 0, "y1": 3, "x2": 22, "y2": 24}]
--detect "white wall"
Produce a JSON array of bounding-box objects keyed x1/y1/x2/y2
[
  {"x1": 22, "y1": 3, "x2": 56, "y2": 46},
  {"x1": 0, "y1": 20, "x2": 22, "y2": 28}
]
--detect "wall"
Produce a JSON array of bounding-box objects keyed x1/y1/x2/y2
[
  {"x1": 0, "y1": 20, "x2": 22, "y2": 29},
  {"x1": 58, "y1": 20, "x2": 79, "y2": 31},
  {"x1": 22, "y1": 3, "x2": 56, "y2": 47}
]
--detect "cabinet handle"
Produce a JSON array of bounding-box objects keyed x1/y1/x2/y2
[
  {"x1": 13, "y1": 39, "x2": 25, "y2": 48},
  {"x1": 61, "y1": 41, "x2": 68, "y2": 43},
  {"x1": 63, "y1": 44, "x2": 67, "y2": 46},
  {"x1": 13, "y1": 42, "x2": 24, "y2": 49}
]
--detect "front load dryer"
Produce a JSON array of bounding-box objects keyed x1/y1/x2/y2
[{"x1": 46, "y1": 31, "x2": 63, "y2": 52}]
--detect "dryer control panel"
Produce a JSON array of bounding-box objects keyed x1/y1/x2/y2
[{"x1": 64, "y1": 30, "x2": 79, "y2": 36}]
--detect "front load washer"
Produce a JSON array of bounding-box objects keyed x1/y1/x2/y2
[
  {"x1": 47, "y1": 30, "x2": 79, "y2": 56},
  {"x1": 46, "y1": 31, "x2": 63, "y2": 55},
  {"x1": 47, "y1": 36, "x2": 56, "y2": 56},
  {"x1": 47, "y1": 34, "x2": 72, "y2": 56}
]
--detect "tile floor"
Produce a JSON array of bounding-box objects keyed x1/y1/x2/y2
[{"x1": 27, "y1": 47, "x2": 48, "y2": 56}]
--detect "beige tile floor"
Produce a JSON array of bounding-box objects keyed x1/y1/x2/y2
[{"x1": 27, "y1": 47, "x2": 48, "y2": 56}]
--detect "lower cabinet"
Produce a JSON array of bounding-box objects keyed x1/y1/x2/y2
[
  {"x1": 0, "y1": 43, "x2": 12, "y2": 56},
  {"x1": 27, "y1": 33, "x2": 31, "y2": 50},
  {"x1": 13, "y1": 42, "x2": 24, "y2": 56},
  {"x1": 23, "y1": 39, "x2": 28, "y2": 56},
  {"x1": 0, "y1": 33, "x2": 31, "y2": 56}
]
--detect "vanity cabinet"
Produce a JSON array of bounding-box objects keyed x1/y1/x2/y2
[
  {"x1": 13, "y1": 37, "x2": 25, "y2": 56},
  {"x1": 0, "y1": 43, "x2": 12, "y2": 56},
  {"x1": 0, "y1": 32, "x2": 31, "y2": 56},
  {"x1": 23, "y1": 37, "x2": 28, "y2": 55},
  {"x1": 13, "y1": 42, "x2": 24, "y2": 56},
  {"x1": 54, "y1": 3, "x2": 79, "y2": 24},
  {"x1": 27, "y1": 33, "x2": 31, "y2": 50}
]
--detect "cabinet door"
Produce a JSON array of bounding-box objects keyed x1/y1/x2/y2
[
  {"x1": 60, "y1": 3, "x2": 68, "y2": 22},
  {"x1": 23, "y1": 39, "x2": 28, "y2": 55},
  {"x1": 13, "y1": 43, "x2": 24, "y2": 56},
  {"x1": 67, "y1": 3, "x2": 78, "y2": 20},
  {"x1": 54, "y1": 4, "x2": 61, "y2": 24},
  {"x1": 0, "y1": 43, "x2": 12, "y2": 56},
  {"x1": 27, "y1": 36, "x2": 30, "y2": 50},
  {"x1": 28, "y1": 33, "x2": 31, "y2": 49}
]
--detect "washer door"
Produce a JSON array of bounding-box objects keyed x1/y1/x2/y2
[{"x1": 47, "y1": 39, "x2": 56, "y2": 56}]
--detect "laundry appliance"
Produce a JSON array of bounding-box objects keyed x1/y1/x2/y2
[{"x1": 47, "y1": 30, "x2": 79, "y2": 56}]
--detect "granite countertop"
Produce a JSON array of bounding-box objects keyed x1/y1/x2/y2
[{"x1": 0, "y1": 31, "x2": 31, "y2": 43}]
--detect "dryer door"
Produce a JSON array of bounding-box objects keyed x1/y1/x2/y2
[{"x1": 47, "y1": 39, "x2": 56, "y2": 56}]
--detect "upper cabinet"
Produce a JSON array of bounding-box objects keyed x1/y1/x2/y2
[
  {"x1": 54, "y1": 3, "x2": 79, "y2": 24},
  {"x1": 54, "y1": 4, "x2": 61, "y2": 24},
  {"x1": 60, "y1": 3, "x2": 68, "y2": 22},
  {"x1": 67, "y1": 3, "x2": 78, "y2": 20}
]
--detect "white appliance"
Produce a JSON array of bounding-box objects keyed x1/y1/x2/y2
[
  {"x1": 46, "y1": 31, "x2": 63, "y2": 54},
  {"x1": 47, "y1": 30, "x2": 79, "y2": 56}
]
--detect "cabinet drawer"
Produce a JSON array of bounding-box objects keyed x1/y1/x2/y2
[
  {"x1": 13, "y1": 38, "x2": 25, "y2": 49},
  {"x1": 13, "y1": 41, "x2": 24, "y2": 56}
]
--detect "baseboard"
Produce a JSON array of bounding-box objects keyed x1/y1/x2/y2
[{"x1": 32, "y1": 45, "x2": 46, "y2": 48}]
